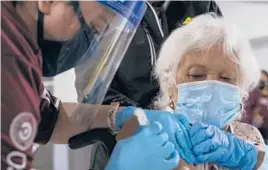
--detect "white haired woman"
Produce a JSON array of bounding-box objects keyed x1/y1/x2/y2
[{"x1": 154, "y1": 13, "x2": 266, "y2": 170}]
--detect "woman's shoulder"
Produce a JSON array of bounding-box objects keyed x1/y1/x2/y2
[{"x1": 231, "y1": 120, "x2": 265, "y2": 144}]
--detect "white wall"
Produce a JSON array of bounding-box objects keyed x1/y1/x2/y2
[
  {"x1": 217, "y1": 1, "x2": 268, "y2": 71},
  {"x1": 251, "y1": 39, "x2": 268, "y2": 71},
  {"x1": 54, "y1": 69, "x2": 77, "y2": 102},
  {"x1": 217, "y1": 1, "x2": 268, "y2": 39}
]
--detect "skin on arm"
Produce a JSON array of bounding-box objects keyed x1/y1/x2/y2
[
  {"x1": 49, "y1": 102, "x2": 123, "y2": 144},
  {"x1": 13, "y1": 1, "x2": 124, "y2": 145}
]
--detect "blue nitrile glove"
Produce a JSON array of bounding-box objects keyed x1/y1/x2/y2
[
  {"x1": 189, "y1": 123, "x2": 258, "y2": 170},
  {"x1": 116, "y1": 106, "x2": 195, "y2": 164},
  {"x1": 175, "y1": 128, "x2": 197, "y2": 164},
  {"x1": 105, "y1": 122, "x2": 180, "y2": 170}
]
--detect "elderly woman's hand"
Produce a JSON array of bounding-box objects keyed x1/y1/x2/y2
[{"x1": 189, "y1": 123, "x2": 258, "y2": 170}]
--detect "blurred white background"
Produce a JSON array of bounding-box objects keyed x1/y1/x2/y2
[
  {"x1": 217, "y1": 1, "x2": 268, "y2": 71},
  {"x1": 34, "y1": 1, "x2": 268, "y2": 170}
]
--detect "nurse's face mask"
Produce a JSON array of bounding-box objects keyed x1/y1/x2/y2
[{"x1": 174, "y1": 80, "x2": 242, "y2": 129}]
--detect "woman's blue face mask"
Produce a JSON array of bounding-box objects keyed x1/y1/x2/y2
[{"x1": 175, "y1": 80, "x2": 242, "y2": 129}]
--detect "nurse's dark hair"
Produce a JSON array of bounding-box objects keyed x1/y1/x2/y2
[
  {"x1": 262, "y1": 70, "x2": 268, "y2": 78},
  {"x1": 12, "y1": 1, "x2": 24, "y2": 6}
]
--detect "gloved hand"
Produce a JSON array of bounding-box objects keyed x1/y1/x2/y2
[
  {"x1": 116, "y1": 106, "x2": 195, "y2": 164},
  {"x1": 105, "y1": 122, "x2": 180, "y2": 170},
  {"x1": 189, "y1": 123, "x2": 258, "y2": 170}
]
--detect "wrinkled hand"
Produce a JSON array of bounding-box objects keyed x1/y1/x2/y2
[
  {"x1": 145, "y1": 109, "x2": 196, "y2": 164},
  {"x1": 175, "y1": 128, "x2": 197, "y2": 164},
  {"x1": 106, "y1": 122, "x2": 180, "y2": 170},
  {"x1": 189, "y1": 123, "x2": 258, "y2": 170},
  {"x1": 116, "y1": 106, "x2": 196, "y2": 164}
]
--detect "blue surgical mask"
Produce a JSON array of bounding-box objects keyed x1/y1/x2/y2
[{"x1": 175, "y1": 80, "x2": 242, "y2": 129}]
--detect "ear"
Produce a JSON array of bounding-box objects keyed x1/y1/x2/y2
[{"x1": 38, "y1": 1, "x2": 54, "y2": 15}]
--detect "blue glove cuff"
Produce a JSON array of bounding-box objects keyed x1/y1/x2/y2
[
  {"x1": 217, "y1": 132, "x2": 258, "y2": 170},
  {"x1": 115, "y1": 106, "x2": 136, "y2": 131},
  {"x1": 240, "y1": 144, "x2": 258, "y2": 170}
]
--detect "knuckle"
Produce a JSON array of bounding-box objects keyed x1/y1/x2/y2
[
  {"x1": 167, "y1": 142, "x2": 175, "y2": 150},
  {"x1": 160, "y1": 132, "x2": 169, "y2": 141},
  {"x1": 151, "y1": 122, "x2": 163, "y2": 133}
]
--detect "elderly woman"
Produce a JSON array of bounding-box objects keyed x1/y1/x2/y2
[
  {"x1": 152, "y1": 13, "x2": 266, "y2": 169},
  {"x1": 116, "y1": 13, "x2": 266, "y2": 170}
]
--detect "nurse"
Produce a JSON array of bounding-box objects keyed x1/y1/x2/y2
[{"x1": 1, "y1": 1, "x2": 180, "y2": 169}]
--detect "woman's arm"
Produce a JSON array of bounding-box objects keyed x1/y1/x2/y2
[{"x1": 49, "y1": 102, "x2": 123, "y2": 144}]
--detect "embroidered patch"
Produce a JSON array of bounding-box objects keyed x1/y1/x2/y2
[{"x1": 9, "y1": 112, "x2": 37, "y2": 151}]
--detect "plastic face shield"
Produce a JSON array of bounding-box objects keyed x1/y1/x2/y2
[
  {"x1": 64, "y1": 1, "x2": 147, "y2": 105},
  {"x1": 40, "y1": 1, "x2": 146, "y2": 102}
]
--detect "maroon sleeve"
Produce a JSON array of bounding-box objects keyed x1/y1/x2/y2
[
  {"x1": 1, "y1": 57, "x2": 60, "y2": 169},
  {"x1": 1, "y1": 2, "x2": 59, "y2": 169},
  {"x1": 1, "y1": 54, "x2": 42, "y2": 169}
]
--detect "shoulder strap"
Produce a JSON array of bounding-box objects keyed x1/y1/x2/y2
[{"x1": 143, "y1": 2, "x2": 166, "y2": 48}]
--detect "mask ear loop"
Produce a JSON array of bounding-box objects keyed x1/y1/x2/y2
[
  {"x1": 169, "y1": 75, "x2": 178, "y2": 110},
  {"x1": 171, "y1": 75, "x2": 178, "y2": 87}
]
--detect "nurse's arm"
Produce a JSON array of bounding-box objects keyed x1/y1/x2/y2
[{"x1": 48, "y1": 102, "x2": 123, "y2": 144}]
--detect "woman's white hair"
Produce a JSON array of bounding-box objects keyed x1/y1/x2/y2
[{"x1": 154, "y1": 13, "x2": 260, "y2": 110}]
